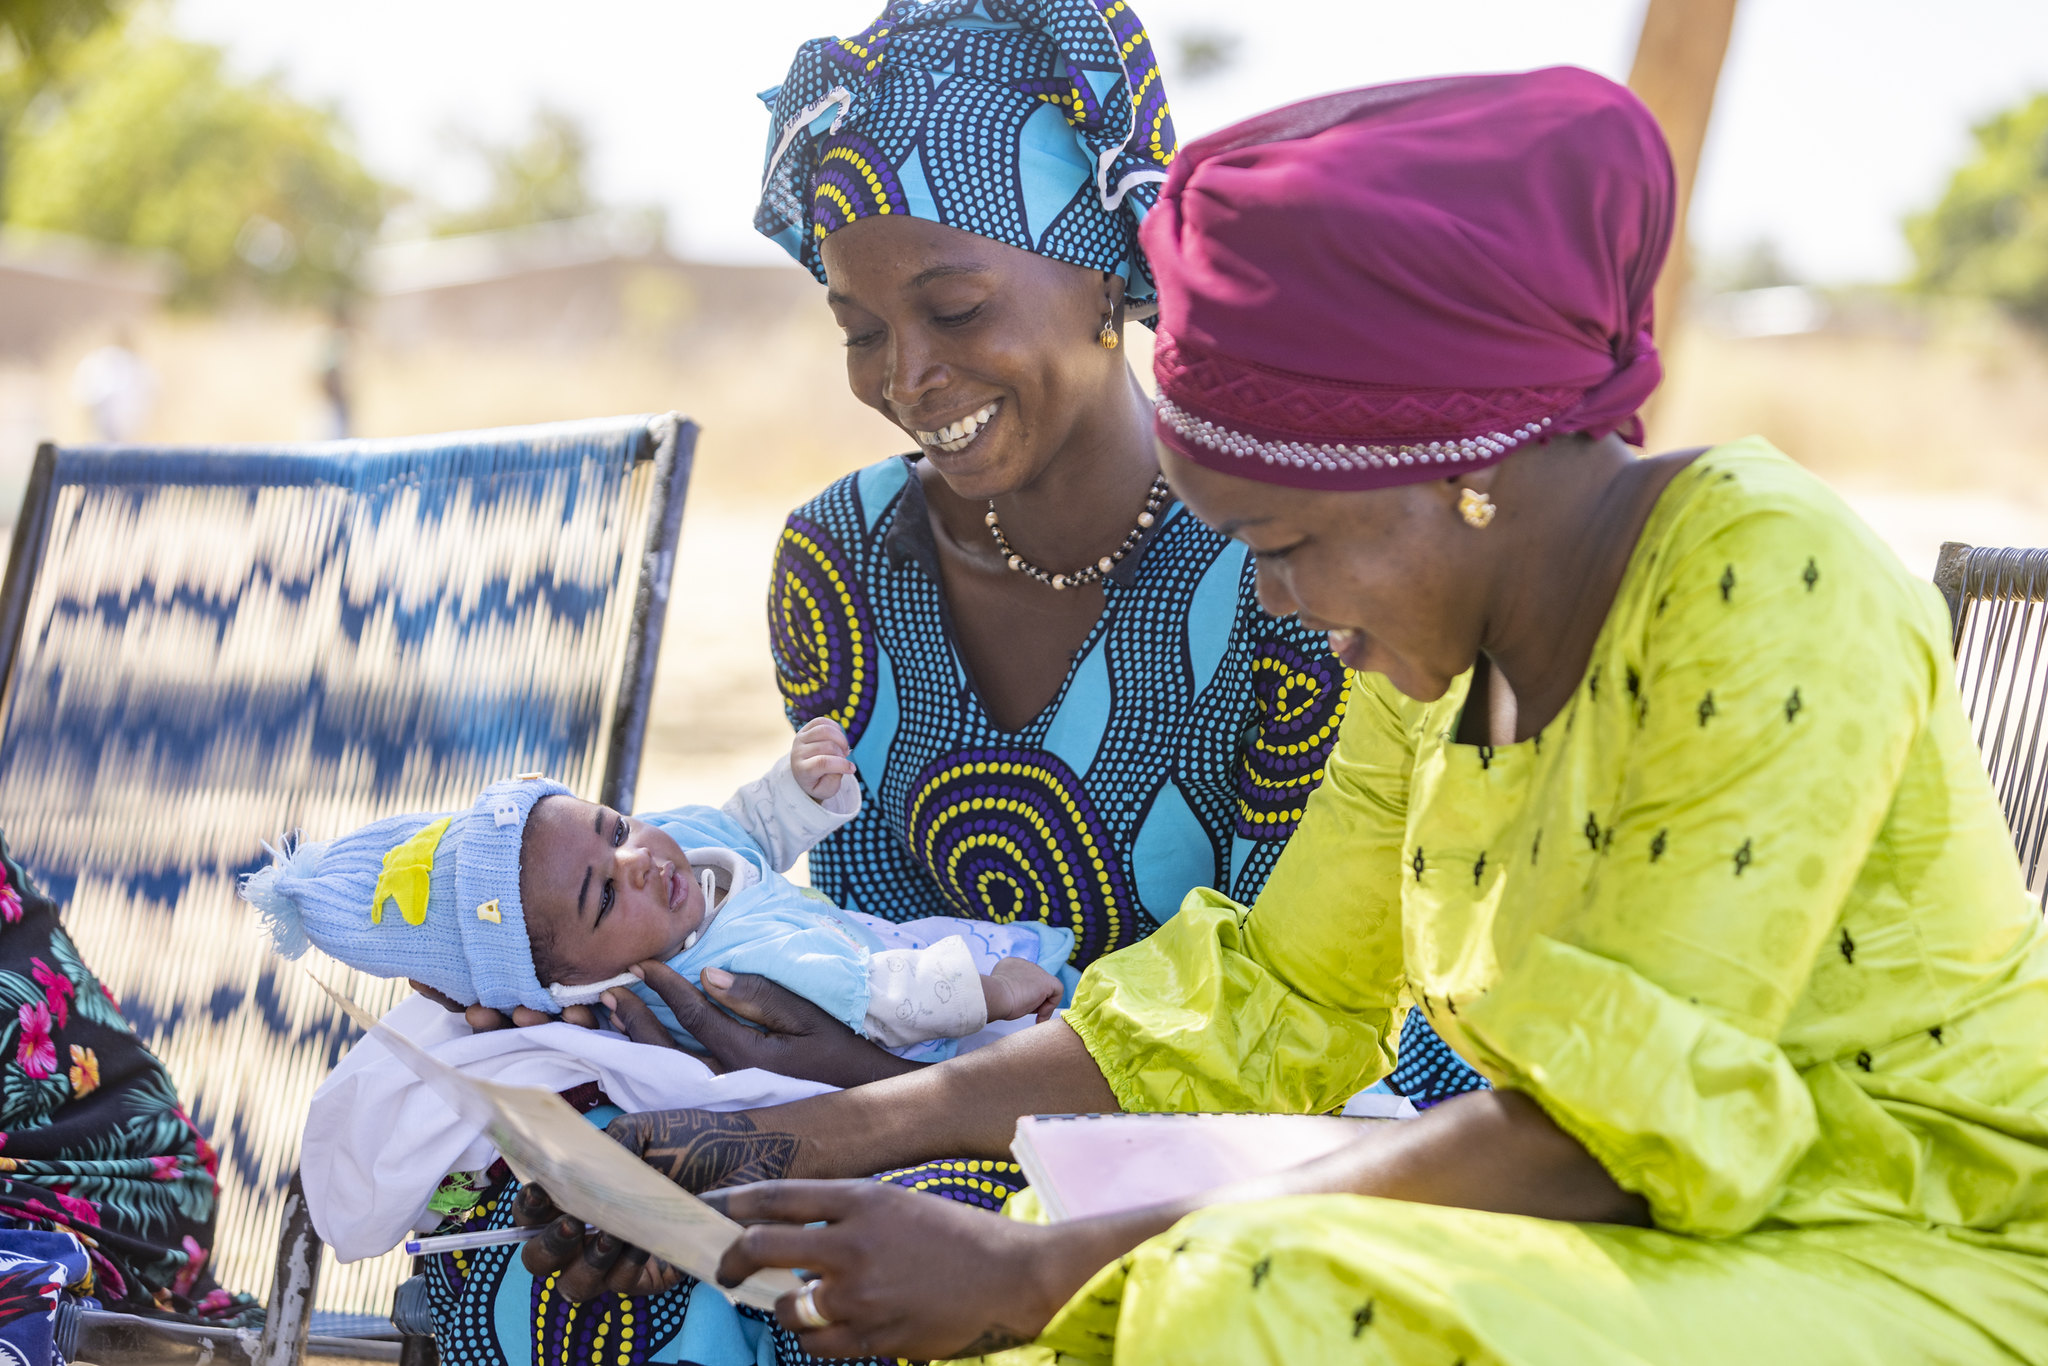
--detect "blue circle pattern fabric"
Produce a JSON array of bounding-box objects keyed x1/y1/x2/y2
[
  {"x1": 755, "y1": 0, "x2": 1176, "y2": 309},
  {"x1": 1389, "y1": 1004, "x2": 1492, "y2": 1107},
  {"x1": 770, "y1": 456, "x2": 1347, "y2": 960}
]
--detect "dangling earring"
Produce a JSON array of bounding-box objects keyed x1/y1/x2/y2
[
  {"x1": 1097, "y1": 271, "x2": 1120, "y2": 349},
  {"x1": 1097, "y1": 317, "x2": 1119, "y2": 350},
  {"x1": 1458, "y1": 488, "x2": 1497, "y2": 529}
]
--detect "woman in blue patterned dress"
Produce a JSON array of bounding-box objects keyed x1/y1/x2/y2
[
  {"x1": 683, "y1": 0, "x2": 1485, "y2": 1105},
  {"x1": 424, "y1": 3, "x2": 1473, "y2": 1363}
]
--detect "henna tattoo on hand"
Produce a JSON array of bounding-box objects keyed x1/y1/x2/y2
[
  {"x1": 611, "y1": 1110, "x2": 800, "y2": 1190},
  {"x1": 954, "y1": 1327, "x2": 1033, "y2": 1355}
]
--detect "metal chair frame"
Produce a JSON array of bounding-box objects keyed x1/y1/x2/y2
[
  {"x1": 0, "y1": 415, "x2": 695, "y2": 1365},
  {"x1": 1936, "y1": 542, "x2": 2048, "y2": 909}
]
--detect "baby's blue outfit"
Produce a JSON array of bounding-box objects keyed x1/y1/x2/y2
[{"x1": 625, "y1": 804, "x2": 1075, "y2": 1062}]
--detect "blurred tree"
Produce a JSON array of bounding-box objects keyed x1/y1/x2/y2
[
  {"x1": 1171, "y1": 27, "x2": 1240, "y2": 85},
  {"x1": 0, "y1": 0, "x2": 125, "y2": 66},
  {"x1": 431, "y1": 106, "x2": 595, "y2": 237},
  {"x1": 0, "y1": 22, "x2": 386, "y2": 306},
  {"x1": 1910, "y1": 93, "x2": 2048, "y2": 333},
  {"x1": 0, "y1": 0, "x2": 131, "y2": 190}
]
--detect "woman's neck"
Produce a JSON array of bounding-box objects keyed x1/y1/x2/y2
[
  {"x1": 929, "y1": 369, "x2": 1161, "y2": 573},
  {"x1": 1477, "y1": 436, "x2": 1698, "y2": 742}
]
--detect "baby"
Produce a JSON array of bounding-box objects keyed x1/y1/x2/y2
[{"x1": 242, "y1": 719, "x2": 1070, "y2": 1061}]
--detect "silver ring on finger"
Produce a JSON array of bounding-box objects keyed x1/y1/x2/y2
[{"x1": 792, "y1": 1278, "x2": 833, "y2": 1331}]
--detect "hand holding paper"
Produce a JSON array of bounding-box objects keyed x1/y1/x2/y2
[{"x1": 315, "y1": 977, "x2": 801, "y2": 1312}]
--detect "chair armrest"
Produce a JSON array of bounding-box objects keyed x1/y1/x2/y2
[
  {"x1": 254, "y1": 1170, "x2": 323, "y2": 1366},
  {"x1": 74, "y1": 1312, "x2": 402, "y2": 1366}
]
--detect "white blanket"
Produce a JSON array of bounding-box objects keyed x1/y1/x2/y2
[{"x1": 300, "y1": 995, "x2": 834, "y2": 1262}]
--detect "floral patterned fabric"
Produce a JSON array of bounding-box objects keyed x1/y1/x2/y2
[{"x1": 0, "y1": 834, "x2": 235, "y2": 1314}]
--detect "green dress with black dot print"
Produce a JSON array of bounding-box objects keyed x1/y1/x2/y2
[{"x1": 1002, "y1": 439, "x2": 2048, "y2": 1365}]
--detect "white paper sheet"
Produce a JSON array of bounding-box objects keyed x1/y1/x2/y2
[{"x1": 1012, "y1": 1111, "x2": 1398, "y2": 1222}]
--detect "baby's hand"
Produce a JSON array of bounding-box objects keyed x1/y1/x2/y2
[
  {"x1": 791, "y1": 717, "x2": 855, "y2": 803},
  {"x1": 982, "y1": 957, "x2": 1062, "y2": 1025}
]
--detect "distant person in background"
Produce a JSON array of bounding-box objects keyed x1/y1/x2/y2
[
  {"x1": 314, "y1": 315, "x2": 352, "y2": 440},
  {"x1": 70, "y1": 328, "x2": 153, "y2": 443}
]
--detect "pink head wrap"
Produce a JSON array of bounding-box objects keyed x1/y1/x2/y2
[{"x1": 1144, "y1": 68, "x2": 1675, "y2": 491}]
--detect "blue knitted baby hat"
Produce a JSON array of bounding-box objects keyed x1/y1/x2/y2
[{"x1": 241, "y1": 777, "x2": 573, "y2": 1013}]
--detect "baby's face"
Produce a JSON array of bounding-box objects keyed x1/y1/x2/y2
[{"x1": 522, "y1": 797, "x2": 705, "y2": 986}]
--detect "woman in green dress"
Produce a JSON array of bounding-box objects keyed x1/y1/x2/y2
[{"x1": 523, "y1": 67, "x2": 2048, "y2": 1364}]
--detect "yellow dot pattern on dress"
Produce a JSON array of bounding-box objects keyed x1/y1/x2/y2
[
  {"x1": 907, "y1": 751, "x2": 1133, "y2": 961},
  {"x1": 1238, "y1": 656, "x2": 1353, "y2": 832},
  {"x1": 771, "y1": 522, "x2": 870, "y2": 738},
  {"x1": 535, "y1": 1274, "x2": 552, "y2": 1364},
  {"x1": 525, "y1": 1267, "x2": 663, "y2": 1366},
  {"x1": 875, "y1": 1158, "x2": 1027, "y2": 1213}
]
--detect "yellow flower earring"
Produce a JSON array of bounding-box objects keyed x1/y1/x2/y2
[{"x1": 1458, "y1": 488, "x2": 1497, "y2": 529}]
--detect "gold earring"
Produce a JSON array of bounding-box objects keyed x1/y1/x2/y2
[
  {"x1": 1458, "y1": 488, "x2": 1496, "y2": 529},
  {"x1": 1097, "y1": 319, "x2": 1119, "y2": 350}
]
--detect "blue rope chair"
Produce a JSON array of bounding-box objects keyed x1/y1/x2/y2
[
  {"x1": 0, "y1": 414, "x2": 694, "y2": 1363},
  {"x1": 1937, "y1": 542, "x2": 2048, "y2": 910}
]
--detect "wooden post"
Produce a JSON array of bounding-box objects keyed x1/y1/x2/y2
[{"x1": 1627, "y1": 0, "x2": 1742, "y2": 349}]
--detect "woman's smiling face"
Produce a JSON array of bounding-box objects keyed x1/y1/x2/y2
[
  {"x1": 819, "y1": 214, "x2": 1126, "y2": 501},
  {"x1": 519, "y1": 797, "x2": 704, "y2": 987},
  {"x1": 1159, "y1": 445, "x2": 1492, "y2": 704}
]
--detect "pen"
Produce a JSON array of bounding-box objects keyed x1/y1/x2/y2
[{"x1": 405, "y1": 1224, "x2": 592, "y2": 1256}]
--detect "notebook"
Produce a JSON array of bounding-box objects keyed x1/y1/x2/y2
[{"x1": 1011, "y1": 1097, "x2": 1413, "y2": 1223}]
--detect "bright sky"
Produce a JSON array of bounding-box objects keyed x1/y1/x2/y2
[{"x1": 172, "y1": 0, "x2": 2048, "y2": 285}]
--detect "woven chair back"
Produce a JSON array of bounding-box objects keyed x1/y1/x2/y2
[
  {"x1": 1937, "y1": 542, "x2": 2048, "y2": 911},
  {"x1": 0, "y1": 415, "x2": 692, "y2": 1318}
]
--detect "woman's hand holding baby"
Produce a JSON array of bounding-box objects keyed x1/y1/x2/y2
[
  {"x1": 790, "y1": 717, "x2": 855, "y2": 802},
  {"x1": 408, "y1": 978, "x2": 600, "y2": 1031},
  {"x1": 603, "y1": 960, "x2": 926, "y2": 1088}
]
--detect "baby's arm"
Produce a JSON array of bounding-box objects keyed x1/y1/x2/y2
[
  {"x1": 981, "y1": 956, "x2": 1062, "y2": 1024},
  {"x1": 789, "y1": 717, "x2": 856, "y2": 806},
  {"x1": 719, "y1": 718, "x2": 860, "y2": 872},
  {"x1": 863, "y1": 941, "x2": 1063, "y2": 1047},
  {"x1": 864, "y1": 937, "x2": 984, "y2": 1047}
]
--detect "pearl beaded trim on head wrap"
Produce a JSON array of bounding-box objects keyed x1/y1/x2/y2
[{"x1": 1155, "y1": 397, "x2": 1554, "y2": 476}]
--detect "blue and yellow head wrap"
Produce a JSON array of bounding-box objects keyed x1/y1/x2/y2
[{"x1": 756, "y1": 0, "x2": 1176, "y2": 311}]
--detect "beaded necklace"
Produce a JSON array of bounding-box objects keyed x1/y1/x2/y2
[{"x1": 984, "y1": 476, "x2": 1171, "y2": 590}]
